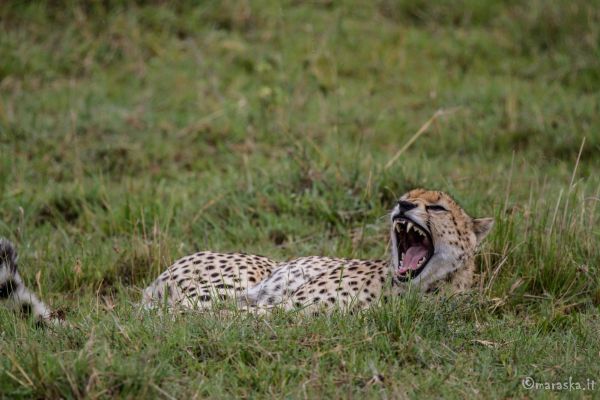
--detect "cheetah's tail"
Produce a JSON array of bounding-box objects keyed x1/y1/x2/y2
[
  {"x1": 0, "y1": 238, "x2": 62, "y2": 327},
  {"x1": 0, "y1": 237, "x2": 18, "y2": 272}
]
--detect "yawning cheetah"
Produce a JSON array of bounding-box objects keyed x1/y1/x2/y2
[
  {"x1": 0, "y1": 189, "x2": 493, "y2": 323},
  {"x1": 142, "y1": 189, "x2": 493, "y2": 314}
]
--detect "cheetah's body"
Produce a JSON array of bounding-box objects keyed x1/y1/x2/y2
[
  {"x1": 142, "y1": 189, "x2": 494, "y2": 315},
  {"x1": 142, "y1": 251, "x2": 275, "y2": 310},
  {"x1": 0, "y1": 189, "x2": 494, "y2": 323},
  {"x1": 142, "y1": 254, "x2": 390, "y2": 313}
]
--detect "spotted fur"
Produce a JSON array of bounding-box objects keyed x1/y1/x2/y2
[
  {"x1": 142, "y1": 251, "x2": 276, "y2": 310},
  {"x1": 0, "y1": 238, "x2": 57, "y2": 325},
  {"x1": 143, "y1": 189, "x2": 494, "y2": 314}
]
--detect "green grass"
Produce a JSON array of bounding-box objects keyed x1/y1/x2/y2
[{"x1": 1, "y1": 1, "x2": 599, "y2": 398}]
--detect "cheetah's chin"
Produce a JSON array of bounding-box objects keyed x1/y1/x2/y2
[{"x1": 393, "y1": 217, "x2": 434, "y2": 281}]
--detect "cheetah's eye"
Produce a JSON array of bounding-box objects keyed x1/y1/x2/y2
[{"x1": 426, "y1": 205, "x2": 448, "y2": 212}]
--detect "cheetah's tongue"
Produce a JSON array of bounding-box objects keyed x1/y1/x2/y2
[{"x1": 398, "y1": 245, "x2": 428, "y2": 274}]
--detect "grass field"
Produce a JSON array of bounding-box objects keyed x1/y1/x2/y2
[{"x1": 1, "y1": 1, "x2": 599, "y2": 398}]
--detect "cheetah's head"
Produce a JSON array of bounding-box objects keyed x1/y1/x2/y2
[{"x1": 390, "y1": 189, "x2": 493, "y2": 289}]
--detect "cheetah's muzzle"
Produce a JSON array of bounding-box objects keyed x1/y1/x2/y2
[{"x1": 393, "y1": 217, "x2": 434, "y2": 281}]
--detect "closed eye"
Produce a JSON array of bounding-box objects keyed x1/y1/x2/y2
[{"x1": 426, "y1": 204, "x2": 448, "y2": 212}]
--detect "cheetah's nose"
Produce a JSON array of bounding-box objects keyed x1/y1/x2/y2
[{"x1": 398, "y1": 200, "x2": 417, "y2": 213}]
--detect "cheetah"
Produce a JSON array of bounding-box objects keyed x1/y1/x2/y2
[
  {"x1": 1, "y1": 189, "x2": 493, "y2": 323},
  {"x1": 142, "y1": 189, "x2": 494, "y2": 314},
  {"x1": 0, "y1": 238, "x2": 58, "y2": 326}
]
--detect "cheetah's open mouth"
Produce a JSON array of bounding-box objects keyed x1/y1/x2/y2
[{"x1": 393, "y1": 217, "x2": 434, "y2": 281}]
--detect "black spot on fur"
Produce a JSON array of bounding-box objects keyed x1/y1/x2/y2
[
  {"x1": 0, "y1": 239, "x2": 18, "y2": 273},
  {"x1": 20, "y1": 303, "x2": 32, "y2": 316},
  {"x1": 0, "y1": 279, "x2": 17, "y2": 299},
  {"x1": 215, "y1": 283, "x2": 234, "y2": 289}
]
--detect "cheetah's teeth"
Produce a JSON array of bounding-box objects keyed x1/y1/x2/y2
[
  {"x1": 395, "y1": 224, "x2": 401, "y2": 233},
  {"x1": 406, "y1": 222, "x2": 414, "y2": 232}
]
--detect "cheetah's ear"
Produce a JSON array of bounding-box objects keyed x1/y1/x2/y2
[{"x1": 472, "y1": 218, "x2": 494, "y2": 244}]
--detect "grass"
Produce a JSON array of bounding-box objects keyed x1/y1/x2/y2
[{"x1": 0, "y1": 0, "x2": 599, "y2": 398}]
